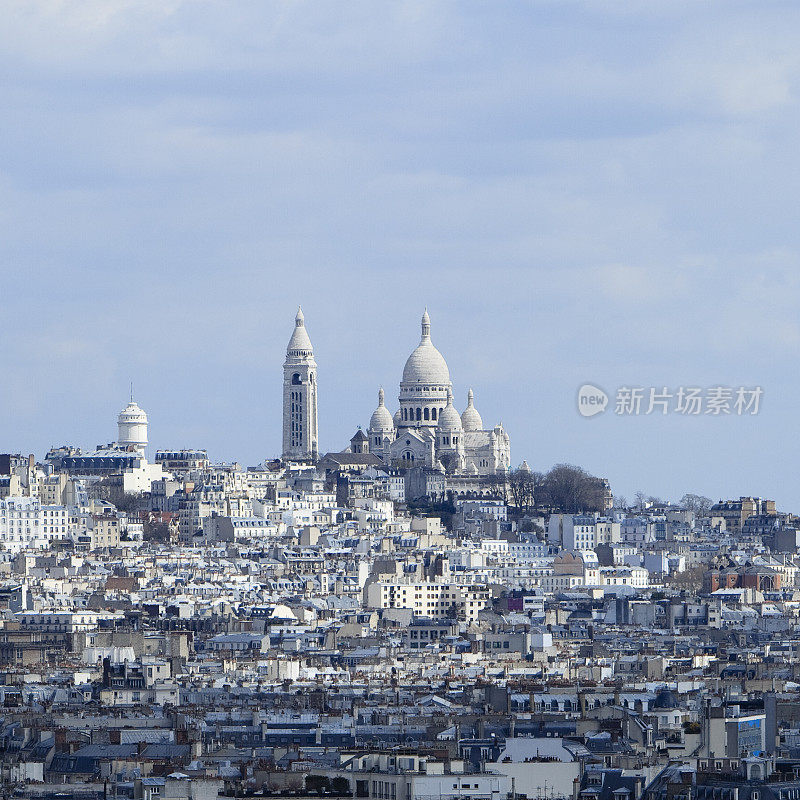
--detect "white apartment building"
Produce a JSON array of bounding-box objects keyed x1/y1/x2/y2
[
  {"x1": 365, "y1": 580, "x2": 490, "y2": 621},
  {"x1": 547, "y1": 514, "x2": 620, "y2": 550},
  {"x1": 0, "y1": 497, "x2": 68, "y2": 552},
  {"x1": 508, "y1": 541, "x2": 549, "y2": 560},
  {"x1": 595, "y1": 565, "x2": 649, "y2": 588}
]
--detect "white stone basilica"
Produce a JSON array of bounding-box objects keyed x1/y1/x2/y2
[
  {"x1": 363, "y1": 310, "x2": 510, "y2": 475},
  {"x1": 280, "y1": 308, "x2": 511, "y2": 475}
]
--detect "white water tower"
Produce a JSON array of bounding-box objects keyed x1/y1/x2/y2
[{"x1": 117, "y1": 398, "x2": 148, "y2": 455}]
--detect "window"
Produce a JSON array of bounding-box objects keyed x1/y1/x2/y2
[{"x1": 292, "y1": 373, "x2": 301, "y2": 385}]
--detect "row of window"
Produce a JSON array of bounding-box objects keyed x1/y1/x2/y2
[{"x1": 402, "y1": 406, "x2": 438, "y2": 422}]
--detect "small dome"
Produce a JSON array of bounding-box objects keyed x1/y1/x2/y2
[
  {"x1": 437, "y1": 389, "x2": 463, "y2": 432},
  {"x1": 369, "y1": 388, "x2": 394, "y2": 431},
  {"x1": 393, "y1": 409, "x2": 401, "y2": 426},
  {"x1": 287, "y1": 306, "x2": 313, "y2": 354},
  {"x1": 461, "y1": 389, "x2": 483, "y2": 431},
  {"x1": 402, "y1": 310, "x2": 451, "y2": 385},
  {"x1": 519, "y1": 460, "x2": 531, "y2": 472}
]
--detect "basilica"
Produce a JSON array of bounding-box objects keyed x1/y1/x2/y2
[
  {"x1": 282, "y1": 308, "x2": 511, "y2": 475},
  {"x1": 361, "y1": 310, "x2": 510, "y2": 475}
]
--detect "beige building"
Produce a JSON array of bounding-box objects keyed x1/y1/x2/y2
[
  {"x1": 365, "y1": 579, "x2": 490, "y2": 621},
  {"x1": 90, "y1": 514, "x2": 121, "y2": 549}
]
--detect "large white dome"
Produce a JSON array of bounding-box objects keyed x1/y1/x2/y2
[{"x1": 401, "y1": 310, "x2": 451, "y2": 385}]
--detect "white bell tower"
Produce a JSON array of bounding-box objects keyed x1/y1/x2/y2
[{"x1": 282, "y1": 307, "x2": 319, "y2": 462}]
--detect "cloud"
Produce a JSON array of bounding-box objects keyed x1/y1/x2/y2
[{"x1": 2, "y1": 2, "x2": 800, "y2": 507}]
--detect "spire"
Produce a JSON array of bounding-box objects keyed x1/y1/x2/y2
[
  {"x1": 287, "y1": 306, "x2": 314, "y2": 355},
  {"x1": 421, "y1": 308, "x2": 431, "y2": 342},
  {"x1": 130, "y1": 381, "x2": 134, "y2": 403},
  {"x1": 446, "y1": 387, "x2": 454, "y2": 406},
  {"x1": 467, "y1": 388, "x2": 474, "y2": 407},
  {"x1": 378, "y1": 388, "x2": 385, "y2": 406}
]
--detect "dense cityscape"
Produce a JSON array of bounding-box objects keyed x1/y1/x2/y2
[{"x1": 0, "y1": 309, "x2": 796, "y2": 800}]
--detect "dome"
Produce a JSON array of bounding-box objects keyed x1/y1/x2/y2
[
  {"x1": 369, "y1": 388, "x2": 394, "y2": 431},
  {"x1": 402, "y1": 310, "x2": 451, "y2": 385},
  {"x1": 118, "y1": 401, "x2": 147, "y2": 424},
  {"x1": 393, "y1": 409, "x2": 401, "y2": 426},
  {"x1": 437, "y1": 389, "x2": 463, "y2": 432},
  {"x1": 461, "y1": 389, "x2": 483, "y2": 431},
  {"x1": 286, "y1": 306, "x2": 313, "y2": 355}
]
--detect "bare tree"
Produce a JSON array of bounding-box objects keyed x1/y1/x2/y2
[
  {"x1": 537, "y1": 463, "x2": 606, "y2": 513},
  {"x1": 508, "y1": 468, "x2": 535, "y2": 511},
  {"x1": 481, "y1": 473, "x2": 509, "y2": 503},
  {"x1": 680, "y1": 493, "x2": 713, "y2": 513}
]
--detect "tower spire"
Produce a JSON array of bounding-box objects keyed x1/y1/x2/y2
[{"x1": 421, "y1": 308, "x2": 431, "y2": 341}]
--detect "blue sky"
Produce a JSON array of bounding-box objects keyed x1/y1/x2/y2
[{"x1": 2, "y1": 1, "x2": 800, "y2": 509}]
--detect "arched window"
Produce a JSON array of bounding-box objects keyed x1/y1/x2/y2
[
  {"x1": 424, "y1": 408, "x2": 430, "y2": 421},
  {"x1": 431, "y1": 407, "x2": 437, "y2": 420},
  {"x1": 416, "y1": 408, "x2": 422, "y2": 421},
  {"x1": 403, "y1": 408, "x2": 407, "y2": 421},
  {"x1": 292, "y1": 373, "x2": 301, "y2": 385}
]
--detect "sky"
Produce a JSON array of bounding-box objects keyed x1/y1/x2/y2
[{"x1": 2, "y1": 1, "x2": 800, "y2": 509}]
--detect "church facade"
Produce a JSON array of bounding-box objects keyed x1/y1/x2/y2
[{"x1": 364, "y1": 310, "x2": 510, "y2": 476}]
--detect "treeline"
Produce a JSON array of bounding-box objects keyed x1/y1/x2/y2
[{"x1": 485, "y1": 462, "x2": 607, "y2": 514}]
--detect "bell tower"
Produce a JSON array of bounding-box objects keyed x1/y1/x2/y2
[{"x1": 282, "y1": 307, "x2": 319, "y2": 462}]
